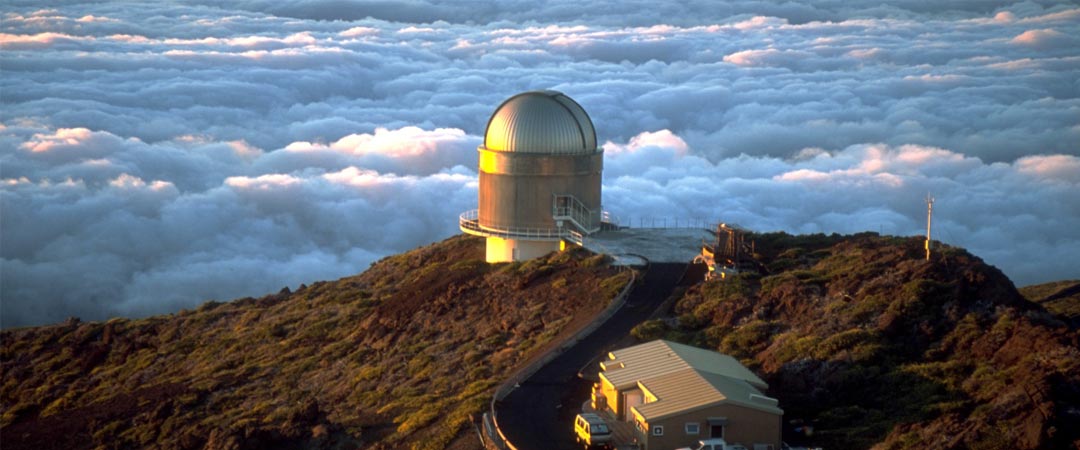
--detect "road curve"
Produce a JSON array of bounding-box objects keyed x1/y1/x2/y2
[{"x1": 495, "y1": 262, "x2": 692, "y2": 450}]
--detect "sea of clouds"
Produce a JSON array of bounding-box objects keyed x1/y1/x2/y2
[{"x1": 2, "y1": 1, "x2": 1078, "y2": 327}]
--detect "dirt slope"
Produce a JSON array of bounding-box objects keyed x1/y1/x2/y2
[{"x1": 1, "y1": 235, "x2": 630, "y2": 450}]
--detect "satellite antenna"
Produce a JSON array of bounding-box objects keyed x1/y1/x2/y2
[{"x1": 925, "y1": 194, "x2": 935, "y2": 261}]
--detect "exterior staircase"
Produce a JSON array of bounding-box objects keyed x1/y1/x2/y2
[{"x1": 552, "y1": 194, "x2": 601, "y2": 243}]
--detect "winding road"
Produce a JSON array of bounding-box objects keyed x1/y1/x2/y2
[{"x1": 495, "y1": 262, "x2": 700, "y2": 450}]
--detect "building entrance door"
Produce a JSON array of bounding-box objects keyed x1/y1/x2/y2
[{"x1": 707, "y1": 417, "x2": 728, "y2": 439}]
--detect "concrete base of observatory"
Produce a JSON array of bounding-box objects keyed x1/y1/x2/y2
[{"x1": 485, "y1": 237, "x2": 560, "y2": 263}]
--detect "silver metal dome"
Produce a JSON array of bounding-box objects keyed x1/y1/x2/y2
[{"x1": 483, "y1": 90, "x2": 597, "y2": 154}]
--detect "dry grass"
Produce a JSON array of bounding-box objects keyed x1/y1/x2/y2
[{"x1": 1, "y1": 235, "x2": 627, "y2": 450}]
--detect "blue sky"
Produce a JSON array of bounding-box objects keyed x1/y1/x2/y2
[{"x1": 2, "y1": 1, "x2": 1078, "y2": 327}]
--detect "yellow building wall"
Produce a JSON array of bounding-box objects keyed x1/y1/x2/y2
[{"x1": 598, "y1": 375, "x2": 621, "y2": 417}]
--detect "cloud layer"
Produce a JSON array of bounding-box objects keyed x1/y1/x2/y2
[{"x1": 2, "y1": 1, "x2": 1078, "y2": 327}]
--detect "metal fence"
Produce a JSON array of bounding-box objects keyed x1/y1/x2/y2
[{"x1": 606, "y1": 216, "x2": 718, "y2": 229}]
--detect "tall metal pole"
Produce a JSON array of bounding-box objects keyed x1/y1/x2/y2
[{"x1": 925, "y1": 194, "x2": 935, "y2": 261}]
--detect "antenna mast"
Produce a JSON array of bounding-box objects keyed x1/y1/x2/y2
[{"x1": 925, "y1": 194, "x2": 935, "y2": 261}]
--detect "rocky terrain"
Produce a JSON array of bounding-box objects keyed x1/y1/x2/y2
[
  {"x1": 1020, "y1": 280, "x2": 1080, "y2": 326},
  {"x1": 5, "y1": 231, "x2": 1077, "y2": 450},
  {"x1": 633, "y1": 233, "x2": 1080, "y2": 450},
  {"x1": 1, "y1": 235, "x2": 630, "y2": 450}
]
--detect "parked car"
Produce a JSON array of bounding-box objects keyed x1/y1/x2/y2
[
  {"x1": 573, "y1": 413, "x2": 613, "y2": 449},
  {"x1": 676, "y1": 438, "x2": 746, "y2": 450}
]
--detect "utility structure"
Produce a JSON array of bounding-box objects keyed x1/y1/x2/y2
[
  {"x1": 695, "y1": 223, "x2": 753, "y2": 280},
  {"x1": 925, "y1": 194, "x2": 935, "y2": 261},
  {"x1": 460, "y1": 90, "x2": 604, "y2": 263}
]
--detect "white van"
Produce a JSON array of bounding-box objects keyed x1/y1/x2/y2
[{"x1": 573, "y1": 413, "x2": 613, "y2": 449}]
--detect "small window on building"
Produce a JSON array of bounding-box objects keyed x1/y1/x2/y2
[
  {"x1": 685, "y1": 423, "x2": 700, "y2": 435},
  {"x1": 652, "y1": 425, "x2": 664, "y2": 436}
]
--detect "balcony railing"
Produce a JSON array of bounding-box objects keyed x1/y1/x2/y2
[
  {"x1": 459, "y1": 210, "x2": 566, "y2": 242},
  {"x1": 460, "y1": 194, "x2": 606, "y2": 245}
]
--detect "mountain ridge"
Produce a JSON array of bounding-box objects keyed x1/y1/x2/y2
[{"x1": 3, "y1": 232, "x2": 1077, "y2": 450}]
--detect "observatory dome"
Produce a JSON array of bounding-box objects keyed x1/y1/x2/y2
[
  {"x1": 463, "y1": 89, "x2": 603, "y2": 263},
  {"x1": 483, "y1": 90, "x2": 597, "y2": 154}
]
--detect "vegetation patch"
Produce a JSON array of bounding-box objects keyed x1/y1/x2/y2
[
  {"x1": 649, "y1": 232, "x2": 1080, "y2": 450},
  {"x1": 0, "y1": 235, "x2": 628, "y2": 450}
]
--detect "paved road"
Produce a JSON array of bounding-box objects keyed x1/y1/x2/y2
[{"x1": 495, "y1": 262, "x2": 697, "y2": 450}]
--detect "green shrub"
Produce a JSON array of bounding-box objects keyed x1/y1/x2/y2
[
  {"x1": 581, "y1": 254, "x2": 610, "y2": 268},
  {"x1": 777, "y1": 247, "x2": 806, "y2": 260},
  {"x1": 720, "y1": 321, "x2": 775, "y2": 358},
  {"x1": 700, "y1": 273, "x2": 752, "y2": 301},
  {"x1": 356, "y1": 365, "x2": 384, "y2": 382},
  {"x1": 631, "y1": 320, "x2": 670, "y2": 341},
  {"x1": 396, "y1": 402, "x2": 443, "y2": 435},
  {"x1": 449, "y1": 259, "x2": 485, "y2": 272},
  {"x1": 770, "y1": 333, "x2": 821, "y2": 362},
  {"x1": 767, "y1": 258, "x2": 797, "y2": 273},
  {"x1": 759, "y1": 274, "x2": 789, "y2": 295},
  {"x1": 790, "y1": 269, "x2": 827, "y2": 286},
  {"x1": 701, "y1": 325, "x2": 731, "y2": 349},
  {"x1": 599, "y1": 272, "x2": 631, "y2": 299},
  {"x1": 815, "y1": 328, "x2": 878, "y2": 359}
]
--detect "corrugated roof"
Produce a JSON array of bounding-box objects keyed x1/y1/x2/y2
[
  {"x1": 598, "y1": 340, "x2": 781, "y2": 421},
  {"x1": 600, "y1": 340, "x2": 767, "y2": 390},
  {"x1": 633, "y1": 368, "x2": 782, "y2": 421}
]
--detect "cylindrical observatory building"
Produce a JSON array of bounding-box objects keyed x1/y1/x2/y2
[{"x1": 460, "y1": 90, "x2": 603, "y2": 263}]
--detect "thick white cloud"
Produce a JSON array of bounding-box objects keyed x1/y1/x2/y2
[
  {"x1": 2, "y1": 1, "x2": 1078, "y2": 327},
  {"x1": 604, "y1": 136, "x2": 1080, "y2": 286},
  {"x1": 258, "y1": 126, "x2": 480, "y2": 175},
  {"x1": 1, "y1": 134, "x2": 478, "y2": 326}
]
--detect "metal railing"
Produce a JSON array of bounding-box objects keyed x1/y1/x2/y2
[
  {"x1": 552, "y1": 194, "x2": 601, "y2": 234},
  {"x1": 604, "y1": 216, "x2": 717, "y2": 229},
  {"x1": 601, "y1": 210, "x2": 618, "y2": 225},
  {"x1": 459, "y1": 194, "x2": 609, "y2": 244},
  {"x1": 460, "y1": 210, "x2": 567, "y2": 242},
  {"x1": 566, "y1": 229, "x2": 584, "y2": 246}
]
